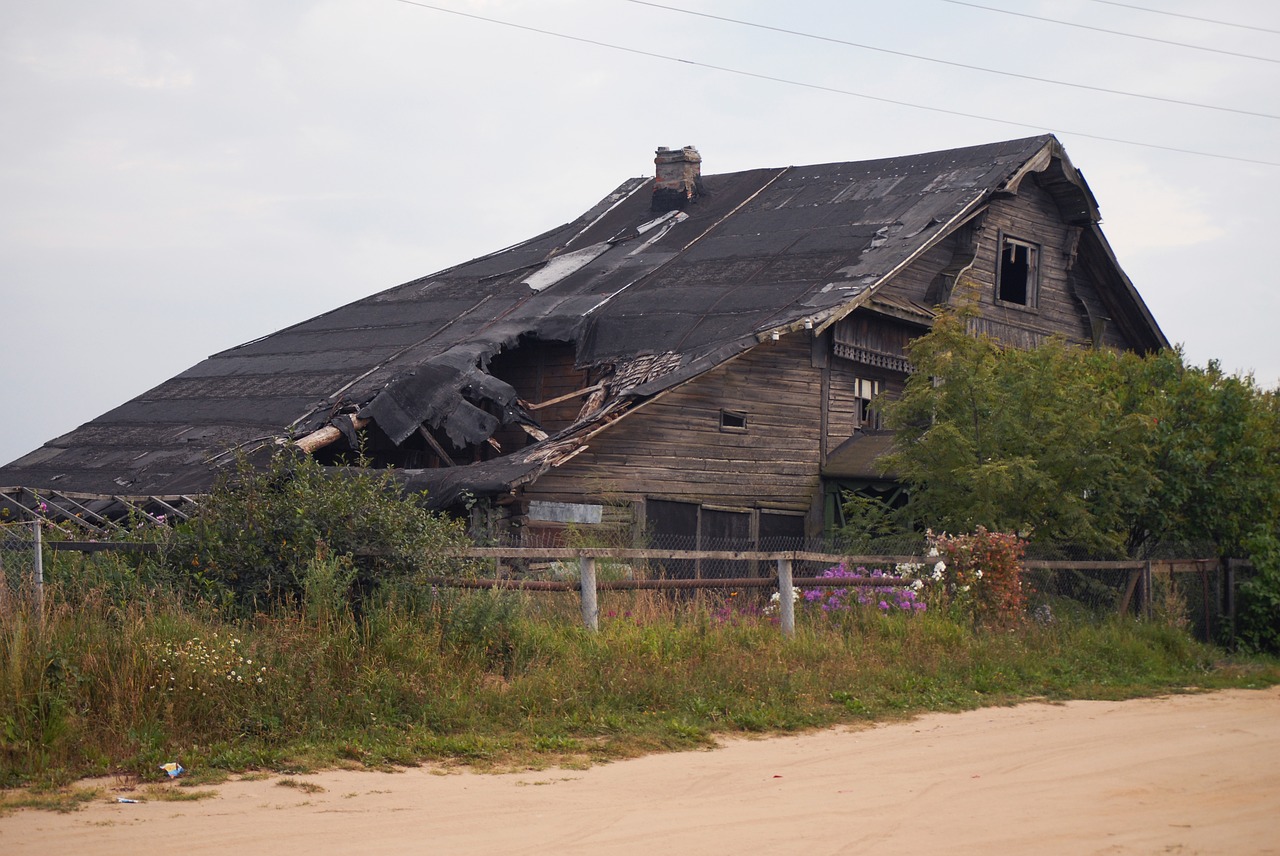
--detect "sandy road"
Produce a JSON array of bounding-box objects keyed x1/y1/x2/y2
[{"x1": 4, "y1": 686, "x2": 1278, "y2": 855}]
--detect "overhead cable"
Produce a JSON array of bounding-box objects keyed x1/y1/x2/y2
[
  {"x1": 624, "y1": 0, "x2": 1278, "y2": 121},
  {"x1": 942, "y1": 0, "x2": 1280, "y2": 64},
  {"x1": 1084, "y1": 0, "x2": 1280, "y2": 36},
  {"x1": 390, "y1": 0, "x2": 1280, "y2": 168}
]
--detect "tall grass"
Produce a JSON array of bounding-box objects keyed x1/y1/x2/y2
[{"x1": 2, "y1": 551, "x2": 1276, "y2": 788}]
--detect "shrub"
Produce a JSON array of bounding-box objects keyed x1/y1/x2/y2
[
  {"x1": 164, "y1": 448, "x2": 473, "y2": 609},
  {"x1": 933, "y1": 528, "x2": 1027, "y2": 628}
]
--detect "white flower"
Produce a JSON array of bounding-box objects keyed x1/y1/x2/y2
[
  {"x1": 910, "y1": 579, "x2": 924, "y2": 591},
  {"x1": 960, "y1": 585, "x2": 971, "y2": 593},
  {"x1": 975, "y1": 569, "x2": 983, "y2": 579},
  {"x1": 927, "y1": 547, "x2": 939, "y2": 558},
  {"x1": 931, "y1": 561, "x2": 946, "y2": 580}
]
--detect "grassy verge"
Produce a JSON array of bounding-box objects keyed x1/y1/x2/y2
[{"x1": 3, "y1": 564, "x2": 1277, "y2": 803}]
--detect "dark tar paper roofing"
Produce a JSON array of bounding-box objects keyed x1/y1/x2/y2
[{"x1": 0, "y1": 135, "x2": 1149, "y2": 505}]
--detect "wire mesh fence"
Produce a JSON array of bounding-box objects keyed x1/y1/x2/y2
[
  {"x1": 0, "y1": 521, "x2": 42, "y2": 614},
  {"x1": 456, "y1": 527, "x2": 1240, "y2": 637},
  {"x1": 36, "y1": 525, "x2": 1239, "y2": 639},
  {"x1": 1022, "y1": 565, "x2": 1143, "y2": 622}
]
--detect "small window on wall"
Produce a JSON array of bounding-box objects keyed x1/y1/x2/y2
[
  {"x1": 720, "y1": 409, "x2": 748, "y2": 433},
  {"x1": 855, "y1": 378, "x2": 880, "y2": 429},
  {"x1": 997, "y1": 236, "x2": 1038, "y2": 306}
]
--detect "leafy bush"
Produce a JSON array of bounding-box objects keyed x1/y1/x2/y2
[
  {"x1": 164, "y1": 448, "x2": 473, "y2": 609},
  {"x1": 933, "y1": 528, "x2": 1027, "y2": 628},
  {"x1": 1237, "y1": 532, "x2": 1280, "y2": 654}
]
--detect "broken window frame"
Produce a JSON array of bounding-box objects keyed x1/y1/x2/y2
[
  {"x1": 996, "y1": 233, "x2": 1039, "y2": 308},
  {"x1": 719, "y1": 408, "x2": 748, "y2": 433},
  {"x1": 853, "y1": 378, "x2": 881, "y2": 430}
]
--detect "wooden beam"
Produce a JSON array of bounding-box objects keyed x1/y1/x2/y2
[
  {"x1": 417, "y1": 426, "x2": 457, "y2": 467},
  {"x1": 294, "y1": 416, "x2": 370, "y2": 454}
]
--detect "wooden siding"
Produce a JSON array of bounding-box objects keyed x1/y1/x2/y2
[
  {"x1": 951, "y1": 177, "x2": 1097, "y2": 347},
  {"x1": 826, "y1": 368, "x2": 864, "y2": 450},
  {"x1": 875, "y1": 238, "x2": 959, "y2": 306},
  {"x1": 523, "y1": 333, "x2": 823, "y2": 514},
  {"x1": 832, "y1": 313, "x2": 917, "y2": 371},
  {"x1": 825, "y1": 357, "x2": 906, "y2": 457}
]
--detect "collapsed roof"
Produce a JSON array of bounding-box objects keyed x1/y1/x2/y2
[{"x1": 0, "y1": 135, "x2": 1166, "y2": 517}]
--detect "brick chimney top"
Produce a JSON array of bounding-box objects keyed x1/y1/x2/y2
[{"x1": 652, "y1": 146, "x2": 702, "y2": 212}]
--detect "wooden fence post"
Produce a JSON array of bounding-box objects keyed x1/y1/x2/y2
[
  {"x1": 1225, "y1": 559, "x2": 1238, "y2": 640},
  {"x1": 777, "y1": 557, "x2": 795, "y2": 638},
  {"x1": 1142, "y1": 559, "x2": 1152, "y2": 620},
  {"x1": 579, "y1": 556, "x2": 598, "y2": 632}
]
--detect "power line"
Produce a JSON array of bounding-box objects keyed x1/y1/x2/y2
[
  {"x1": 1084, "y1": 0, "x2": 1280, "y2": 36},
  {"x1": 389, "y1": 0, "x2": 1280, "y2": 168},
  {"x1": 941, "y1": 1, "x2": 1280, "y2": 63},
  {"x1": 623, "y1": 0, "x2": 1279, "y2": 121}
]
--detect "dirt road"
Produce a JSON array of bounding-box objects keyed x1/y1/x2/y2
[{"x1": 4, "y1": 686, "x2": 1277, "y2": 855}]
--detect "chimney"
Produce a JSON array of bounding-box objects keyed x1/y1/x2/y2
[{"x1": 651, "y1": 145, "x2": 702, "y2": 212}]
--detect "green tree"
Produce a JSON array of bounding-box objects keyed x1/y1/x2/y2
[
  {"x1": 881, "y1": 312, "x2": 1280, "y2": 562},
  {"x1": 881, "y1": 313, "x2": 1151, "y2": 555}
]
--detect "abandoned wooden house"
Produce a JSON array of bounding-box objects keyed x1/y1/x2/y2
[{"x1": 0, "y1": 135, "x2": 1166, "y2": 551}]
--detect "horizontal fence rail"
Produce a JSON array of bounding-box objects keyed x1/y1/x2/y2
[{"x1": 36, "y1": 539, "x2": 1238, "y2": 639}]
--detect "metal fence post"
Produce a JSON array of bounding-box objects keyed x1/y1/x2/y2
[
  {"x1": 777, "y1": 557, "x2": 795, "y2": 638},
  {"x1": 579, "y1": 555, "x2": 598, "y2": 632},
  {"x1": 32, "y1": 520, "x2": 44, "y2": 618}
]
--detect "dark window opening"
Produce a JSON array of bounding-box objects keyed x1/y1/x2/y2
[
  {"x1": 720, "y1": 409, "x2": 748, "y2": 432},
  {"x1": 998, "y1": 237, "x2": 1037, "y2": 306},
  {"x1": 645, "y1": 500, "x2": 809, "y2": 579},
  {"x1": 759, "y1": 511, "x2": 805, "y2": 551}
]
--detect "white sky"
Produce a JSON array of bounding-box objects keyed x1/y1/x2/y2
[{"x1": 2, "y1": 0, "x2": 1278, "y2": 468}]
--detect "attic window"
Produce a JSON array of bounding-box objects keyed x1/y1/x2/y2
[
  {"x1": 720, "y1": 409, "x2": 748, "y2": 433},
  {"x1": 997, "y1": 236, "x2": 1038, "y2": 306}
]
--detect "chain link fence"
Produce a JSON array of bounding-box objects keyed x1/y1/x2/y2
[
  {"x1": 41, "y1": 525, "x2": 1240, "y2": 639},
  {"x1": 463, "y1": 526, "x2": 1237, "y2": 636},
  {"x1": 0, "y1": 521, "x2": 43, "y2": 614},
  {"x1": 1022, "y1": 565, "x2": 1142, "y2": 621}
]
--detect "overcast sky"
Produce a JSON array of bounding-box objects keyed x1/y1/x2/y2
[{"x1": 2, "y1": 0, "x2": 1278, "y2": 468}]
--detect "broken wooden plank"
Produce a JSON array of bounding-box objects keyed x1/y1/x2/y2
[{"x1": 526, "y1": 382, "x2": 605, "y2": 411}]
